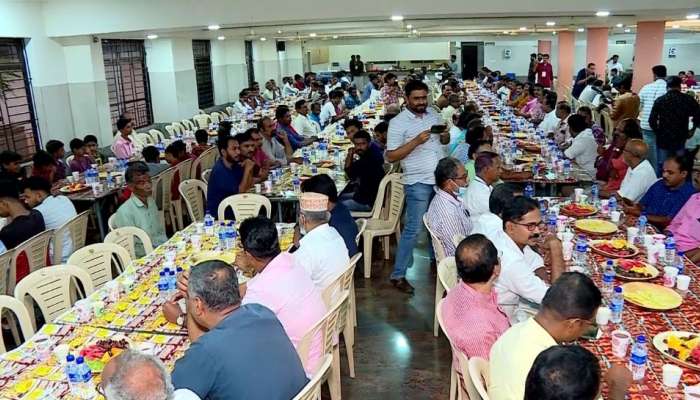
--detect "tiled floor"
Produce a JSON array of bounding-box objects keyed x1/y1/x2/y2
[{"x1": 339, "y1": 240, "x2": 452, "y2": 399}]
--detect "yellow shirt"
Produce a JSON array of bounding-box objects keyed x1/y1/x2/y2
[{"x1": 488, "y1": 317, "x2": 557, "y2": 400}]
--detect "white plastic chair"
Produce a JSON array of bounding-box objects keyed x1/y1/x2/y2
[
  {"x1": 292, "y1": 354, "x2": 333, "y2": 400},
  {"x1": 164, "y1": 125, "x2": 175, "y2": 137},
  {"x1": 217, "y1": 193, "x2": 272, "y2": 222},
  {"x1": 149, "y1": 129, "x2": 166, "y2": 144},
  {"x1": 201, "y1": 168, "x2": 212, "y2": 184},
  {"x1": 355, "y1": 218, "x2": 366, "y2": 245},
  {"x1": 192, "y1": 114, "x2": 211, "y2": 129},
  {"x1": 181, "y1": 119, "x2": 196, "y2": 132},
  {"x1": 14, "y1": 265, "x2": 94, "y2": 328},
  {"x1": 172, "y1": 158, "x2": 194, "y2": 231},
  {"x1": 350, "y1": 173, "x2": 388, "y2": 219},
  {"x1": 438, "y1": 257, "x2": 459, "y2": 293},
  {"x1": 0, "y1": 250, "x2": 13, "y2": 296},
  {"x1": 179, "y1": 179, "x2": 208, "y2": 222},
  {"x1": 53, "y1": 210, "x2": 90, "y2": 264},
  {"x1": 153, "y1": 167, "x2": 177, "y2": 231},
  {"x1": 361, "y1": 173, "x2": 404, "y2": 278},
  {"x1": 424, "y1": 215, "x2": 448, "y2": 337},
  {"x1": 105, "y1": 227, "x2": 154, "y2": 260},
  {"x1": 134, "y1": 132, "x2": 154, "y2": 147},
  {"x1": 437, "y1": 298, "x2": 478, "y2": 400},
  {"x1": 210, "y1": 112, "x2": 221, "y2": 123},
  {"x1": 600, "y1": 109, "x2": 614, "y2": 143},
  {"x1": 9, "y1": 230, "x2": 54, "y2": 295},
  {"x1": 225, "y1": 106, "x2": 234, "y2": 116},
  {"x1": 468, "y1": 357, "x2": 491, "y2": 400},
  {"x1": 0, "y1": 295, "x2": 35, "y2": 354},
  {"x1": 67, "y1": 243, "x2": 132, "y2": 290},
  {"x1": 108, "y1": 214, "x2": 118, "y2": 231},
  {"x1": 171, "y1": 122, "x2": 185, "y2": 136},
  {"x1": 65, "y1": 154, "x2": 75, "y2": 165}
]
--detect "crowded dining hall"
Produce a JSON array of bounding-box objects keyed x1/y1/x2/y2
[{"x1": 1, "y1": 1, "x2": 700, "y2": 399}]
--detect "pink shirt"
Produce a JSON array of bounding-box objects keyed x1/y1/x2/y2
[
  {"x1": 667, "y1": 193, "x2": 700, "y2": 252},
  {"x1": 242, "y1": 251, "x2": 327, "y2": 374},
  {"x1": 111, "y1": 134, "x2": 135, "y2": 159}
]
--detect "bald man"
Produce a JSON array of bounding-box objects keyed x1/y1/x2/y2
[
  {"x1": 100, "y1": 349, "x2": 199, "y2": 400},
  {"x1": 617, "y1": 139, "x2": 658, "y2": 203}
]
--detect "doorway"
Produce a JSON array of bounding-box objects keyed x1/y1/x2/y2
[
  {"x1": 244, "y1": 40, "x2": 255, "y2": 86},
  {"x1": 460, "y1": 42, "x2": 483, "y2": 80}
]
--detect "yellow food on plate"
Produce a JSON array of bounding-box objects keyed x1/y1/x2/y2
[
  {"x1": 25, "y1": 388, "x2": 46, "y2": 400},
  {"x1": 611, "y1": 239, "x2": 628, "y2": 249},
  {"x1": 623, "y1": 282, "x2": 683, "y2": 310},
  {"x1": 574, "y1": 219, "x2": 617, "y2": 234},
  {"x1": 32, "y1": 365, "x2": 52, "y2": 377},
  {"x1": 13, "y1": 379, "x2": 34, "y2": 394}
]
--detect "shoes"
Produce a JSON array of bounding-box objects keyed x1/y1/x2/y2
[{"x1": 390, "y1": 278, "x2": 415, "y2": 294}]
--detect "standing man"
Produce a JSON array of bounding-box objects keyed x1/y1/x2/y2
[
  {"x1": 449, "y1": 55, "x2": 460, "y2": 75},
  {"x1": 527, "y1": 53, "x2": 538, "y2": 84},
  {"x1": 386, "y1": 80, "x2": 450, "y2": 293},
  {"x1": 638, "y1": 65, "x2": 668, "y2": 174},
  {"x1": 610, "y1": 77, "x2": 640, "y2": 127},
  {"x1": 606, "y1": 55, "x2": 624, "y2": 79},
  {"x1": 349, "y1": 55, "x2": 357, "y2": 76},
  {"x1": 535, "y1": 54, "x2": 554, "y2": 89},
  {"x1": 572, "y1": 63, "x2": 596, "y2": 99},
  {"x1": 649, "y1": 76, "x2": 700, "y2": 170}
]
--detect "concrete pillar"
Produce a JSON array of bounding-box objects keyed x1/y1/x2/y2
[
  {"x1": 632, "y1": 21, "x2": 666, "y2": 93},
  {"x1": 586, "y1": 28, "x2": 609, "y2": 82},
  {"x1": 537, "y1": 40, "x2": 552, "y2": 55},
  {"x1": 253, "y1": 40, "x2": 281, "y2": 85},
  {"x1": 278, "y1": 41, "x2": 304, "y2": 79},
  {"x1": 211, "y1": 39, "x2": 248, "y2": 105},
  {"x1": 146, "y1": 38, "x2": 198, "y2": 122},
  {"x1": 556, "y1": 31, "x2": 575, "y2": 100}
]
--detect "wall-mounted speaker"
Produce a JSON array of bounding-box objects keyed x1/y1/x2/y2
[{"x1": 276, "y1": 41, "x2": 286, "y2": 52}]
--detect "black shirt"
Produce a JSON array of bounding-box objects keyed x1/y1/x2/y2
[
  {"x1": 649, "y1": 90, "x2": 700, "y2": 150},
  {"x1": 572, "y1": 68, "x2": 588, "y2": 99},
  {"x1": 330, "y1": 202, "x2": 359, "y2": 257},
  {"x1": 345, "y1": 147, "x2": 385, "y2": 206},
  {"x1": 0, "y1": 209, "x2": 45, "y2": 250}
]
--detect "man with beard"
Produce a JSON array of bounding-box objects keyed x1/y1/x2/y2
[
  {"x1": 340, "y1": 130, "x2": 385, "y2": 212},
  {"x1": 491, "y1": 196, "x2": 566, "y2": 321},
  {"x1": 258, "y1": 116, "x2": 293, "y2": 166},
  {"x1": 666, "y1": 158, "x2": 700, "y2": 264},
  {"x1": 206, "y1": 135, "x2": 255, "y2": 216},
  {"x1": 235, "y1": 129, "x2": 270, "y2": 183}
]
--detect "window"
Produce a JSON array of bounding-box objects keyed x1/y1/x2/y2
[
  {"x1": 0, "y1": 38, "x2": 39, "y2": 161},
  {"x1": 102, "y1": 39, "x2": 153, "y2": 129},
  {"x1": 192, "y1": 40, "x2": 214, "y2": 109}
]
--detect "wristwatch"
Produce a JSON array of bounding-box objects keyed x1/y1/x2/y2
[{"x1": 176, "y1": 313, "x2": 185, "y2": 326}]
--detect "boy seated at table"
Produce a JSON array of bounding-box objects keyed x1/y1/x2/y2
[
  {"x1": 31, "y1": 150, "x2": 58, "y2": 184},
  {"x1": 69, "y1": 138, "x2": 94, "y2": 174},
  {"x1": 0, "y1": 150, "x2": 24, "y2": 183},
  {"x1": 83, "y1": 134, "x2": 108, "y2": 164},
  {"x1": 142, "y1": 146, "x2": 168, "y2": 177},
  {"x1": 191, "y1": 129, "x2": 211, "y2": 158}
]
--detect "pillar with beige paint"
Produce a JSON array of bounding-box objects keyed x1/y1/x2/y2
[
  {"x1": 631, "y1": 21, "x2": 666, "y2": 93},
  {"x1": 556, "y1": 31, "x2": 575, "y2": 99},
  {"x1": 586, "y1": 28, "x2": 609, "y2": 82},
  {"x1": 537, "y1": 40, "x2": 552, "y2": 55}
]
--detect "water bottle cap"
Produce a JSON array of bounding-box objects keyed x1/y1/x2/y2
[
  {"x1": 614, "y1": 286, "x2": 622, "y2": 293},
  {"x1": 169, "y1": 271, "x2": 175, "y2": 275},
  {"x1": 159, "y1": 271, "x2": 165, "y2": 276},
  {"x1": 637, "y1": 335, "x2": 646, "y2": 343},
  {"x1": 607, "y1": 259, "x2": 613, "y2": 265},
  {"x1": 66, "y1": 354, "x2": 75, "y2": 362},
  {"x1": 678, "y1": 251, "x2": 685, "y2": 256},
  {"x1": 76, "y1": 356, "x2": 85, "y2": 364}
]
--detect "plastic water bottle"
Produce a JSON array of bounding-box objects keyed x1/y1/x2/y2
[
  {"x1": 204, "y1": 213, "x2": 214, "y2": 235},
  {"x1": 157, "y1": 271, "x2": 169, "y2": 300},
  {"x1": 547, "y1": 211, "x2": 557, "y2": 234},
  {"x1": 608, "y1": 196, "x2": 617, "y2": 213},
  {"x1": 293, "y1": 177, "x2": 301, "y2": 194},
  {"x1": 591, "y1": 183, "x2": 599, "y2": 205},
  {"x1": 218, "y1": 222, "x2": 227, "y2": 250},
  {"x1": 225, "y1": 223, "x2": 236, "y2": 249},
  {"x1": 629, "y1": 335, "x2": 648, "y2": 381},
  {"x1": 573, "y1": 234, "x2": 587, "y2": 265},
  {"x1": 65, "y1": 354, "x2": 78, "y2": 394},
  {"x1": 637, "y1": 213, "x2": 647, "y2": 234},
  {"x1": 74, "y1": 356, "x2": 94, "y2": 398},
  {"x1": 610, "y1": 286, "x2": 624, "y2": 324},
  {"x1": 524, "y1": 183, "x2": 534, "y2": 198},
  {"x1": 676, "y1": 251, "x2": 685, "y2": 275},
  {"x1": 602, "y1": 259, "x2": 616, "y2": 296},
  {"x1": 168, "y1": 270, "x2": 176, "y2": 291},
  {"x1": 563, "y1": 159, "x2": 571, "y2": 177},
  {"x1": 664, "y1": 236, "x2": 676, "y2": 266}
]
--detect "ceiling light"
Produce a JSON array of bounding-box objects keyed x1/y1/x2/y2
[
  {"x1": 687, "y1": 13, "x2": 699, "y2": 20},
  {"x1": 146, "y1": 34, "x2": 158, "y2": 40},
  {"x1": 672, "y1": 24, "x2": 680, "y2": 29},
  {"x1": 552, "y1": 31, "x2": 557, "y2": 35},
  {"x1": 519, "y1": 26, "x2": 527, "y2": 31},
  {"x1": 503, "y1": 31, "x2": 509, "y2": 34},
  {"x1": 277, "y1": 30, "x2": 283, "y2": 34},
  {"x1": 577, "y1": 28, "x2": 585, "y2": 32},
  {"x1": 406, "y1": 24, "x2": 413, "y2": 29},
  {"x1": 624, "y1": 28, "x2": 631, "y2": 33},
  {"x1": 260, "y1": 37, "x2": 267, "y2": 41},
  {"x1": 596, "y1": 11, "x2": 610, "y2": 17},
  {"x1": 207, "y1": 24, "x2": 220, "y2": 31},
  {"x1": 332, "y1": 35, "x2": 339, "y2": 39},
  {"x1": 309, "y1": 33, "x2": 317, "y2": 37},
  {"x1": 412, "y1": 29, "x2": 418, "y2": 33},
  {"x1": 616, "y1": 23, "x2": 623, "y2": 28},
  {"x1": 546, "y1": 21, "x2": 556, "y2": 26},
  {"x1": 391, "y1": 15, "x2": 404, "y2": 21},
  {"x1": 217, "y1": 36, "x2": 225, "y2": 40}
]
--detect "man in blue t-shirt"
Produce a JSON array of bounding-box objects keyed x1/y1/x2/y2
[
  {"x1": 622, "y1": 154, "x2": 697, "y2": 230},
  {"x1": 206, "y1": 135, "x2": 255, "y2": 216},
  {"x1": 170, "y1": 260, "x2": 308, "y2": 399}
]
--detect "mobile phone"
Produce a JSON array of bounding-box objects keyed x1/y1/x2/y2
[{"x1": 430, "y1": 124, "x2": 447, "y2": 133}]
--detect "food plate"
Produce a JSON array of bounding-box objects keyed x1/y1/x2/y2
[
  {"x1": 622, "y1": 282, "x2": 683, "y2": 310},
  {"x1": 189, "y1": 250, "x2": 236, "y2": 265},
  {"x1": 560, "y1": 203, "x2": 598, "y2": 217},
  {"x1": 80, "y1": 336, "x2": 131, "y2": 372},
  {"x1": 59, "y1": 183, "x2": 90, "y2": 193},
  {"x1": 653, "y1": 331, "x2": 700, "y2": 371},
  {"x1": 609, "y1": 259, "x2": 659, "y2": 281},
  {"x1": 574, "y1": 219, "x2": 618, "y2": 236},
  {"x1": 590, "y1": 239, "x2": 639, "y2": 258},
  {"x1": 331, "y1": 138, "x2": 352, "y2": 145},
  {"x1": 514, "y1": 155, "x2": 537, "y2": 164}
]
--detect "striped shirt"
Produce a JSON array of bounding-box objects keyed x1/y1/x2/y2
[
  {"x1": 426, "y1": 189, "x2": 472, "y2": 257},
  {"x1": 387, "y1": 107, "x2": 445, "y2": 185},
  {"x1": 638, "y1": 78, "x2": 667, "y2": 130}
]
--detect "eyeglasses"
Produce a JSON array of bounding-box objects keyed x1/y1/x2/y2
[
  {"x1": 510, "y1": 221, "x2": 544, "y2": 231},
  {"x1": 452, "y1": 174, "x2": 468, "y2": 182}
]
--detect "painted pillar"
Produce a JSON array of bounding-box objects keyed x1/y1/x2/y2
[
  {"x1": 211, "y1": 39, "x2": 248, "y2": 105},
  {"x1": 556, "y1": 31, "x2": 575, "y2": 100},
  {"x1": 537, "y1": 40, "x2": 552, "y2": 55},
  {"x1": 146, "y1": 38, "x2": 198, "y2": 122},
  {"x1": 586, "y1": 28, "x2": 609, "y2": 82},
  {"x1": 631, "y1": 21, "x2": 666, "y2": 93},
  {"x1": 253, "y1": 40, "x2": 281, "y2": 86}
]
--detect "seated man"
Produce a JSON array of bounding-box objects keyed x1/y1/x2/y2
[
  {"x1": 292, "y1": 192, "x2": 349, "y2": 288},
  {"x1": 191, "y1": 129, "x2": 211, "y2": 157},
  {"x1": 206, "y1": 135, "x2": 255, "y2": 216},
  {"x1": 46, "y1": 139, "x2": 68, "y2": 181},
  {"x1": 490, "y1": 272, "x2": 602, "y2": 400},
  {"x1": 113, "y1": 162, "x2": 168, "y2": 256},
  {"x1": 344, "y1": 86, "x2": 361, "y2": 110},
  {"x1": 464, "y1": 152, "x2": 502, "y2": 217},
  {"x1": 342, "y1": 118, "x2": 362, "y2": 140},
  {"x1": 292, "y1": 99, "x2": 320, "y2": 137},
  {"x1": 537, "y1": 93, "x2": 559, "y2": 136},
  {"x1": 258, "y1": 116, "x2": 293, "y2": 166},
  {"x1": 493, "y1": 196, "x2": 565, "y2": 320},
  {"x1": 563, "y1": 114, "x2": 598, "y2": 176},
  {"x1": 142, "y1": 146, "x2": 169, "y2": 176},
  {"x1": 441, "y1": 234, "x2": 509, "y2": 375},
  {"x1": 235, "y1": 129, "x2": 269, "y2": 183},
  {"x1": 524, "y1": 345, "x2": 632, "y2": 400},
  {"x1": 666, "y1": 158, "x2": 700, "y2": 264},
  {"x1": 320, "y1": 90, "x2": 348, "y2": 127},
  {"x1": 371, "y1": 121, "x2": 388, "y2": 154},
  {"x1": 471, "y1": 183, "x2": 516, "y2": 242},
  {"x1": 250, "y1": 127, "x2": 280, "y2": 169},
  {"x1": 623, "y1": 154, "x2": 696, "y2": 230},
  {"x1": 170, "y1": 259, "x2": 308, "y2": 399},
  {"x1": 20, "y1": 177, "x2": 77, "y2": 263},
  {"x1": 341, "y1": 130, "x2": 385, "y2": 212},
  {"x1": 0, "y1": 180, "x2": 45, "y2": 281},
  {"x1": 617, "y1": 139, "x2": 657, "y2": 203},
  {"x1": 68, "y1": 138, "x2": 94, "y2": 174},
  {"x1": 276, "y1": 106, "x2": 315, "y2": 151},
  {"x1": 301, "y1": 175, "x2": 358, "y2": 257},
  {"x1": 83, "y1": 134, "x2": 108, "y2": 164},
  {"x1": 425, "y1": 157, "x2": 472, "y2": 256},
  {"x1": 31, "y1": 150, "x2": 57, "y2": 184},
  {"x1": 0, "y1": 150, "x2": 23, "y2": 183}
]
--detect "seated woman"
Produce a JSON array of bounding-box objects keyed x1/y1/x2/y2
[{"x1": 598, "y1": 118, "x2": 642, "y2": 197}]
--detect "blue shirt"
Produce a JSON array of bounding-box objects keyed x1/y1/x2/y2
[
  {"x1": 362, "y1": 82, "x2": 375, "y2": 102},
  {"x1": 640, "y1": 180, "x2": 697, "y2": 218},
  {"x1": 330, "y1": 202, "x2": 359, "y2": 256},
  {"x1": 207, "y1": 158, "x2": 243, "y2": 216},
  {"x1": 344, "y1": 95, "x2": 361, "y2": 110},
  {"x1": 309, "y1": 112, "x2": 322, "y2": 128},
  {"x1": 172, "y1": 303, "x2": 308, "y2": 400},
  {"x1": 277, "y1": 124, "x2": 304, "y2": 151}
]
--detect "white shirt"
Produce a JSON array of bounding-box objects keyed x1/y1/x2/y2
[
  {"x1": 282, "y1": 83, "x2": 299, "y2": 97},
  {"x1": 492, "y1": 231, "x2": 548, "y2": 320},
  {"x1": 441, "y1": 105, "x2": 458, "y2": 128},
  {"x1": 294, "y1": 223, "x2": 349, "y2": 290},
  {"x1": 174, "y1": 389, "x2": 201, "y2": 400},
  {"x1": 325, "y1": 83, "x2": 341, "y2": 93},
  {"x1": 233, "y1": 100, "x2": 252, "y2": 114},
  {"x1": 607, "y1": 61, "x2": 624, "y2": 77},
  {"x1": 537, "y1": 110, "x2": 560, "y2": 135},
  {"x1": 496, "y1": 86, "x2": 511, "y2": 102},
  {"x1": 578, "y1": 85, "x2": 597, "y2": 104},
  {"x1": 471, "y1": 212, "x2": 503, "y2": 242},
  {"x1": 563, "y1": 128, "x2": 598, "y2": 176},
  {"x1": 319, "y1": 102, "x2": 337, "y2": 127},
  {"x1": 464, "y1": 176, "x2": 492, "y2": 217},
  {"x1": 292, "y1": 114, "x2": 320, "y2": 137},
  {"x1": 639, "y1": 79, "x2": 668, "y2": 130},
  {"x1": 618, "y1": 159, "x2": 658, "y2": 202},
  {"x1": 35, "y1": 195, "x2": 77, "y2": 262}
]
